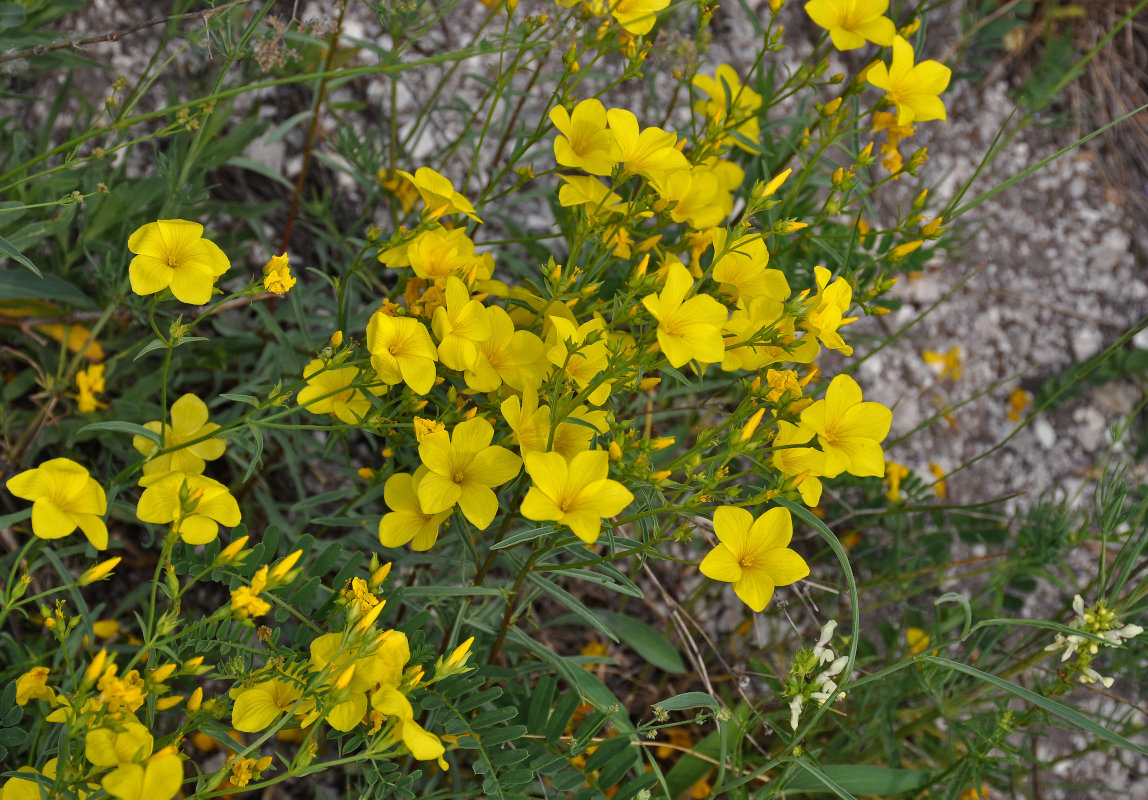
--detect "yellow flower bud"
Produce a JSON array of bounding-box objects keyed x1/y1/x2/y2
[
  {"x1": 447, "y1": 637, "x2": 475, "y2": 668},
  {"x1": 369, "y1": 562, "x2": 392, "y2": 590},
  {"x1": 638, "y1": 377, "x2": 661, "y2": 391},
  {"x1": 823, "y1": 97, "x2": 842, "y2": 115},
  {"x1": 156, "y1": 695, "x2": 183, "y2": 710},
  {"x1": 182, "y1": 655, "x2": 207, "y2": 675},
  {"x1": 150, "y1": 663, "x2": 178, "y2": 684},
  {"x1": 649, "y1": 437, "x2": 674, "y2": 451},
  {"x1": 79, "y1": 556, "x2": 121, "y2": 585},
  {"x1": 608, "y1": 441, "x2": 623, "y2": 461},
  {"x1": 354, "y1": 599, "x2": 387, "y2": 632},
  {"x1": 269, "y1": 549, "x2": 303, "y2": 583},
  {"x1": 188, "y1": 687, "x2": 203, "y2": 713},
  {"x1": 890, "y1": 240, "x2": 923, "y2": 259},
  {"x1": 738, "y1": 408, "x2": 766, "y2": 443},
  {"x1": 335, "y1": 664, "x2": 356, "y2": 691},
  {"x1": 85, "y1": 649, "x2": 109, "y2": 685},
  {"x1": 760, "y1": 168, "x2": 791, "y2": 198},
  {"x1": 217, "y1": 535, "x2": 250, "y2": 566}
]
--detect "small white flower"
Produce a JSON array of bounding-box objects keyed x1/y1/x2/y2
[
  {"x1": 1078, "y1": 666, "x2": 1114, "y2": 688},
  {"x1": 1109, "y1": 623, "x2": 1143, "y2": 643},
  {"x1": 813, "y1": 620, "x2": 838, "y2": 665},
  {"x1": 1072, "y1": 594, "x2": 1085, "y2": 618},
  {"x1": 789, "y1": 696, "x2": 803, "y2": 730},
  {"x1": 1045, "y1": 632, "x2": 1083, "y2": 661},
  {"x1": 822, "y1": 655, "x2": 849, "y2": 679},
  {"x1": 811, "y1": 678, "x2": 837, "y2": 705}
]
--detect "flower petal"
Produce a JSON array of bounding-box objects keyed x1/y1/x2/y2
[{"x1": 699, "y1": 543, "x2": 742, "y2": 583}]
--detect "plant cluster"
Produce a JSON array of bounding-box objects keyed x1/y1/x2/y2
[{"x1": 1, "y1": 0, "x2": 1143, "y2": 798}]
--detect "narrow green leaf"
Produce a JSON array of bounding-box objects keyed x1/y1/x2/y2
[
  {"x1": 786, "y1": 759, "x2": 858, "y2": 799},
  {"x1": 0, "y1": 508, "x2": 32, "y2": 530},
  {"x1": 596, "y1": 611, "x2": 685, "y2": 674},
  {"x1": 0, "y1": 234, "x2": 39, "y2": 276},
  {"x1": 220, "y1": 393, "x2": 260, "y2": 407},
  {"x1": 528, "y1": 573, "x2": 617, "y2": 642},
  {"x1": 76, "y1": 421, "x2": 161, "y2": 444},
  {"x1": 0, "y1": 269, "x2": 95, "y2": 306},
  {"x1": 491, "y1": 525, "x2": 552, "y2": 549},
  {"x1": 920, "y1": 655, "x2": 1148, "y2": 754},
  {"x1": 654, "y1": 692, "x2": 718, "y2": 712},
  {"x1": 783, "y1": 764, "x2": 934, "y2": 795}
]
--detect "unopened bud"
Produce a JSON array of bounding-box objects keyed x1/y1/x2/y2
[{"x1": 79, "y1": 556, "x2": 121, "y2": 585}]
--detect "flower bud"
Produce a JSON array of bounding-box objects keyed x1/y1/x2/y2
[{"x1": 79, "y1": 556, "x2": 121, "y2": 585}]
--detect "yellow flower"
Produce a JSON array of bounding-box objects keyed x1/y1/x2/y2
[
  {"x1": 101, "y1": 752, "x2": 183, "y2": 800},
  {"x1": 609, "y1": 0, "x2": 669, "y2": 35},
  {"x1": 128, "y1": 220, "x2": 230, "y2": 305},
  {"x1": 804, "y1": 0, "x2": 895, "y2": 50},
  {"x1": 1007, "y1": 387, "x2": 1030, "y2": 422},
  {"x1": 546, "y1": 317, "x2": 612, "y2": 406},
  {"x1": 397, "y1": 167, "x2": 482, "y2": 222},
  {"x1": 231, "y1": 566, "x2": 271, "y2": 618},
  {"x1": 557, "y1": 175, "x2": 626, "y2": 218},
  {"x1": 922, "y1": 346, "x2": 962, "y2": 380},
  {"x1": 649, "y1": 167, "x2": 728, "y2": 230},
  {"x1": 699, "y1": 506, "x2": 810, "y2": 612},
  {"x1": 799, "y1": 374, "x2": 892, "y2": 478},
  {"x1": 520, "y1": 450, "x2": 633, "y2": 543},
  {"x1": 431, "y1": 276, "x2": 493, "y2": 371},
  {"x1": 606, "y1": 108, "x2": 690, "y2": 179},
  {"x1": 801, "y1": 266, "x2": 856, "y2": 356},
  {"x1": 366, "y1": 312, "x2": 439, "y2": 395},
  {"x1": 297, "y1": 359, "x2": 375, "y2": 425},
  {"x1": 692, "y1": 64, "x2": 762, "y2": 149},
  {"x1": 710, "y1": 229, "x2": 789, "y2": 303},
  {"x1": 906, "y1": 626, "x2": 931, "y2": 655},
  {"x1": 370, "y1": 686, "x2": 446, "y2": 762},
  {"x1": 132, "y1": 393, "x2": 227, "y2": 476},
  {"x1": 15, "y1": 667, "x2": 55, "y2": 706},
  {"x1": 500, "y1": 384, "x2": 605, "y2": 459},
  {"x1": 379, "y1": 468, "x2": 454, "y2": 550},
  {"x1": 7, "y1": 458, "x2": 108, "y2": 549},
  {"x1": 884, "y1": 461, "x2": 910, "y2": 502},
  {"x1": 416, "y1": 418, "x2": 522, "y2": 529},
  {"x1": 75, "y1": 363, "x2": 106, "y2": 413},
  {"x1": 929, "y1": 462, "x2": 947, "y2": 499},
  {"x1": 262, "y1": 253, "x2": 295, "y2": 295},
  {"x1": 136, "y1": 472, "x2": 241, "y2": 545},
  {"x1": 641, "y1": 262, "x2": 728, "y2": 368},
  {"x1": 1, "y1": 760, "x2": 72, "y2": 800},
  {"x1": 232, "y1": 678, "x2": 304, "y2": 732},
  {"x1": 771, "y1": 421, "x2": 825, "y2": 506},
  {"x1": 549, "y1": 99, "x2": 619, "y2": 175},
  {"x1": 407, "y1": 227, "x2": 481, "y2": 281},
  {"x1": 85, "y1": 718, "x2": 154, "y2": 767},
  {"x1": 464, "y1": 305, "x2": 548, "y2": 393},
  {"x1": 867, "y1": 36, "x2": 951, "y2": 126}
]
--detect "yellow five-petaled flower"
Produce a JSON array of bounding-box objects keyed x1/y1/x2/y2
[
  {"x1": 128, "y1": 220, "x2": 231, "y2": 305},
  {"x1": 7, "y1": 458, "x2": 108, "y2": 549},
  {"x1": 520, "y1": 450, "x2": 634, "y2": 543},
  {"x1": 867, "y1": 36, "x2": 952, "y2": 126},
  {"x1": 699, "y1": 506, "x2": 810, "y2": 612}
]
